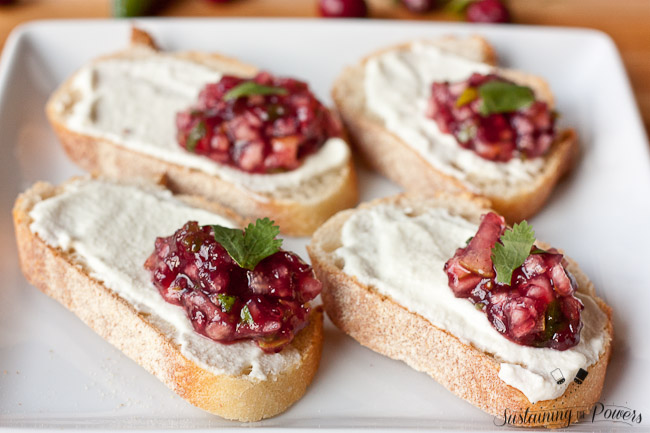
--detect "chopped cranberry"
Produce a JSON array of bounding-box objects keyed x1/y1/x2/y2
[
  {"x1": 401, "y1": 0, "x2": 436, "y2": 13},
  {"x1": 144, "y1": 221, "x2": 321, "y2": 353},
  {"x1": 444, "y1": 213, "x2": 583, "y2": 350},
  {"x1": 427, "y1": 73, "x2": 556, "y2": 162},
  {"x1": 466, "y1": 0, "x2": 510, "y2": 23},
  {"x1": 318, "y1": 0, "x2": 368, "y2": 18},
  {"x1": 176, "y1": 72, "x2": 340, "y2": 173},
  {"x1": 458, "y1": 211, "x2": 503, "y2": 277}
]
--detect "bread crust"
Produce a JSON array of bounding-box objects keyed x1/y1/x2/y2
[
  {"x1": 307, "y1": 193, "x2": 612, "y2": 428},
  {"x1": 331, "y1": 37, "x2": 578, "y2": 223},
  {"x1": 13, "y1": 180, "x2": 324, "y2": 422},
  {"x1": 45, "y1": 28, "x2": 358, "y2": 236}
]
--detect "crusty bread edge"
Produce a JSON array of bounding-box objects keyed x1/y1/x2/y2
[
  {"x1": 45, "y1": 116, "x2": 358, "y2": 237},
  {"x1": 45, "y1": 28, "x2": 358, "y2": 237},
  {"x1": 13, "y1": 180, "x2": 324, "y2": 422},
  {"x1": 332, "y1": 36, "x2": 578, "y2": 223},
  {"x1": 307, "y1": 193, "x2": 613, "y2": 428}
]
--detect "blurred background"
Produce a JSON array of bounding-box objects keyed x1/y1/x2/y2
[{"x1": 0, "y1": 0, "x2": 648, "y2": 133}]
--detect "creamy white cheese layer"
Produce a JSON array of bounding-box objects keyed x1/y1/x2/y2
[
  {"x1": 364, "y1": 41, "x2": 545, "y2": 189},
  {"x1": 29, "y1": 178, "x2": 300, "y2": 380},
  {"x1": 335, "y1": 204, "x2": 608, "y2": 403},
  {"x1": 60, "y1": 53, "x2": 349, "y2": 193}
]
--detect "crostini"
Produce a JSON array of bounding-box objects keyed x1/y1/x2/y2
[
  {"x1": 46, "y1": 28, "x2": 358, "y2": 236},
  {"x1": 308, "y1": 193, "x2": 612, "y2": 428},
  {"x1": 13, "y1": 177, "x2": 323, "y2": 421},
  {"x1": 332, "y1": 36, "x2": 577, "y2": 223}
]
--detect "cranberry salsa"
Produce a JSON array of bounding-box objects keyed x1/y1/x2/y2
[
  {"x1": 176, "y1": 71, "x2": 341, "y2": 173},
  {"x1": 444, "y1": 212, "x2": 583, "y2": 350},
  {"x1": 144, "y1": 219, "x2": 321, "y2": 353},
  {"x1": 427, "y1": 73, "x2": 556, "y2": 162}
]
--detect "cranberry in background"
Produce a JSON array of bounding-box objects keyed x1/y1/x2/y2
[
  {"x1": 319, "y1": 0, "x2": 368, "y2": 18},
  {"x1": 466, "y1": 0, "x2": 510, "y2": 23},
  {"x1": 401, "y1": 0, "x2": 437, "y2": 14}
]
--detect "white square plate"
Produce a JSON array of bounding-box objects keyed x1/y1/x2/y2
[{"x1": 1, "y1": 19, "x2": 649, "y2": 431}]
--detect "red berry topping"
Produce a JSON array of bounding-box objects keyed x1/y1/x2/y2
[
  {"x1": 466, "y1": 0, "x2": 510, "y2": 23},
  {"x1": 401, "y1": 0, "x2": 436, "y2": 13},
  {"x1": 427, "y1": 73, "x2": 556, "y2": 162},
  {"x1": 176, "y1": 72, "x2": 340, "y2": 173},
  {"x1": 444, "y1": 213, "x2": 583, "y2": 350},
  {"x1": 144, "y1": 221, "x2": 321, "y2": 353},
  {"x1": 318, "y1": 0, "x2": 368, "y2": 18}
]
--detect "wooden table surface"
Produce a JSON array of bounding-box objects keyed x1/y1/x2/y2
[{"x1": 1, "y1": 0, "x2": 649, "y2": 134}]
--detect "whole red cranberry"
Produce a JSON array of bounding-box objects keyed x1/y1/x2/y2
[
  {"x1": 318, "y1": 0, "x2": 368, "y2": 18},
  {"x1": 402, "y1": 0, "x2": 436, "y2": 13},
  {"x1": 466, "y1": 0, "x2": 510, "y2": 23}
]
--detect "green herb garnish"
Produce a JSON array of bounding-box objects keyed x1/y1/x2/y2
[
  {"x1": 456, "y1": 87, "x2": 478, "y2": 107},
  {"x1": 540, "y1": 300, "x2": 566, "y2": 343},
  {"x1": 211, "y1": 218, "x2": 283, "y2": 271},
  {"x1": 491, "y1": 220, "x2": 536, "y2": 285},
  {"x1": 478, "y1": 81, "x2": 535, "y2": 116},
  {"x1": 445, "y1": 0, "x2": 475, "y2": 14},
  {"x1": 186, "y1": 121, "x2": 206, "y2": 152},
  {"x1": 457, "y1": 123, "x2": 478, "y2": 143},
  {"x1": 223, "y1": 82, "x2": 288, "y2": 101},
  {"x1": 265, "y1": 103, "x2": 286, "y2": 121},
  {"x1": 182, "y1": 235, "x2": 203, "y2": 252},
  {"x1": 240, "y1": 305, "x2": 254, "y2": 325},
  {"x1": 112, "y1": 0, "x2": 157, "y2": 17},
  {"x1": 216, "y1": 294, "x2": 236, "y2": 313}
]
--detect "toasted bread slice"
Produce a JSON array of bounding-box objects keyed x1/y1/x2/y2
[
  {"x1": 46, "y1": 28, "x2": 358, "y2": 236},
  {"x1": 332, "y1": 36, "x2": 578, "y2": 223},
  {"x1": 13, "y1": 178, "x2": 323, "y2": 421},
  {"x1": 307, "y1": 193, "x2": 612, "y2": 428}
]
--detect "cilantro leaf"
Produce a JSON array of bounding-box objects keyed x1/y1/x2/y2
[
  {"x1": 216, "y1": 294, "x2": 236, "y2": 313},
  {"x1": 491, "y1": 220, "x2": 536, "y2": 285},
  {"x1": 186, "y1": 120, "x2": 206, "y2": 152},
  {"x1": 223, "y1": 82, "x2": 288, "y2": 101},
  {"x1": 240, "y1": 305, "x2": 254, "y2": 325},
  {"x1": 478, "y1": 81, "x2": 535, "y2": 116},
  {"x1": 211, "y1": 218, "x2": 282, "y2": 270},
  {"x1": 456, "y1": 87, "x2": 478, "y2": 107}
]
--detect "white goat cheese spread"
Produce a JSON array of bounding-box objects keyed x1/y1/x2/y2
[
  {"x1": 335, "y1": 203, "x2": 608, "y2": 403},
  {"x1": 364, "y1": 41, "x2": 545, "y2": 190},
  {"x1": 29, "y1": 178, "x2": 300, "y2": 380},
  {"x1": 59, "y1": 52, "x2": 348, "y2": 193}
]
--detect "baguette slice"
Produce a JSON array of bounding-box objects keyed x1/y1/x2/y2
[
  {"x1": 46, "y1": 28, "x2": 358, "y2": 236},
  {"x1": 307, "y1": 193, "x2": 612, "y2": 428},
  {"x1": 13, "y1": 178, "x2": 323, "y2": 422},
  {"x1": 332, "y1": 36, "x2": 578, "y2": 223}
]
